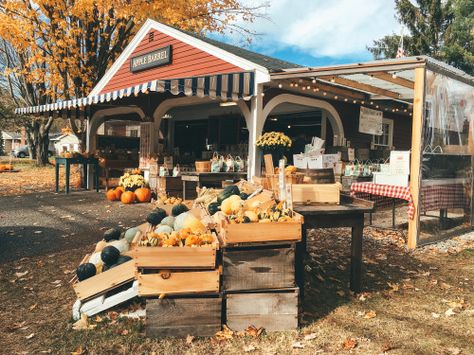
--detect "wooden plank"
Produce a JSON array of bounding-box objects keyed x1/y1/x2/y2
[
  {"x1": 133, "y1": 247, "x2": 217, "y2": 269},
  {"x1": 320, "y1": 75, "x2": 401, "y2": 99},
  {"x1": 222, "y1": 219, "x2": 302, "y2": 245},
  {"x1": 146, "y1": 297, "x2": 221, "y2": 337},
  {"x1": 291, "y1": 183, "x2": 341, "y2": 204},
  {"x1": 138, "y1": 270, "x2": 220, "y2": 296},
  {"x1": 226, "y1": 289, "x2": 298, "y2": 331},
  {"x1": 264, "y1": 154, "x2": 274, "y2": 175},
  {"x1": 73, "y1": 260, "x2": 136, "y2": 301},
  {"x1": 370, "y1": 71, "x2": 415, "y2": 89},
  {"x1": 407, "y1": 67, "x2": 426, "y2": 249},
  {"x1": 223, "y1": 246, "x2": 295, "y2": 291},
  {"x1": 299, "y1": 79, "x2": 367, "y2": 100}
]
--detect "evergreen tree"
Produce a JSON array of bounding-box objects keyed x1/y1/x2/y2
[{"x1": 368, "y1": 0, "x2": 473, "y2": 75}]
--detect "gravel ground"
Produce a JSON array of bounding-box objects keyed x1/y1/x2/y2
[{"x1": 0, "y1": 191, "x2": 150, "y2": 264}]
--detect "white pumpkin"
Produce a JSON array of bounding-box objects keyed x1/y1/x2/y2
[
  {"x1": 124, "y1": 227, "x2": 139, "y2": 243},
  {"x1": 108, "y1": 239, "x2": 129, "y2": 253},
  {"x1": 155, "y1": 225, "x2": 173, "y2": 235}
]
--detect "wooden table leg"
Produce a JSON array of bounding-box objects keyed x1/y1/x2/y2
[
  {"x1": 65, "y1": 162, "x2": 70, "y2": 194},
  {"x1": 95, "y1": 163, "x2": 99, "y2": 192},
  {"x1": 182, "y1": 180, "x2": 186, "y2": 200},
  {"x1": 55, "y1": 163, "x2": 60, "y2": 193},
  {"x1": 295, "y1": 222, "x2": 307, "y2": 301},
  {"x1": 350, "y1": 216, "x2": 364, "y2": 293}
]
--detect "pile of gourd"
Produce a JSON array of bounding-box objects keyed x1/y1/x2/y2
[
  {"x1": 156, "y1": 193, "x2": 183, "y2": 206},
  {"x1": 207, "y1": 185, "x2": 294, "y2": 224},
  {"x1": 106, "y1": 186, "x2": 152, "y2": 204},
  {"x1": 138, "y1": 203, "x2": 210, "y2": 247},
  {"x1": 75, "y1": 228, "x2": 134, "y2": 282}
]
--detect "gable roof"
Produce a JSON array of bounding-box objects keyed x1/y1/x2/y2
[
  {"x1": 177, "y1": 28, "x2": 300, "y2": 72},
  {"x1": 90, "y1": 19, "x2": 288, "y2": 96}
]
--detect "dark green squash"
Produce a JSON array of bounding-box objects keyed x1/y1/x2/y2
[
  {"x1": 207, "y1": 202, "x2": 220, "y2": 215},
  {"x1": 103, "y1": 228, "x2": 121, "y2": 242},
  {"x1": 107, "y1": 255, "x2": 132, "y2": 269},
  {"x1": 76, "y1": 263, "x2": 96, "y2": 281},
  {"x1": 146, "y1": 212, "x2": 164, "y2": 226},
  {"x1": 152, "y1": 207, "x2": 167, "y2": 220},
  {"x1": 101, "y1": 246, "x2": 120, "y2": 266},
  {"x1": 171, "y1": 203, "x2": 189, "y2": 217},
  {"x1": 217, "y1": 185, "x2": 240, "y2": 204},
  {"x1": 242, "y1": 216, "x2": 251, "y2": 223},
  {"x1": 239, "y1": 192, "x2": 249, "y2": 200}
]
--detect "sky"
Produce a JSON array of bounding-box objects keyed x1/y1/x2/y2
[{"x1": 213, "y1": 0, "x2": 403, "y2": 67}]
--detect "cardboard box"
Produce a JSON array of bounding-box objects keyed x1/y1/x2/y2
[
  {"x1": 372, "y1": 172, "x2": 409, "y2": 187},
  {"x1": 307, "y1": 154, "x2": 341, "y2": 170},
  {"x1": 293, "y1": 154, "x2": 308, "y2": 169}
]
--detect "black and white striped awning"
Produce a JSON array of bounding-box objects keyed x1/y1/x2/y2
[{"x1": 15, "y1": 71, "x2": 255, "y2": 115}]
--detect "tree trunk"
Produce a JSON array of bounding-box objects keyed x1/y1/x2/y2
[{"x1": 35, "y1": 131, "x2": 50, "y2": 166}]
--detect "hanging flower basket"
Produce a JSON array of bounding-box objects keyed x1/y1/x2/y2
[{"x1": 256, "y1": 131, "x2": 292, "y2": 165}]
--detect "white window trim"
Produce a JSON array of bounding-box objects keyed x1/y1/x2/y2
[{"x1": 372, "y1": 118, "x2": 394, "y2": 147}]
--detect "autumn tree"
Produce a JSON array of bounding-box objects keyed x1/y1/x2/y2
[
  {"x1": 367, "y1": 0, "x2": 473, "y2": 75},
  {"x1": 0, "y1": 0, "x2": 265, "y2": 165}
]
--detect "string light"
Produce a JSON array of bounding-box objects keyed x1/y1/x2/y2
[
  {"x1": 302, "y1": 86, "x2": 306, "y2": 90},
  {"x1": 370, "y1": 101, "x2": 374, "y2": 105},
  {"x1": 290, "y1": 82, "x2": 294, "y2": 87},
  {"x1": 330, "y1": 77, "x2": 336, "y2": 83},
  {"x1": 288, "y1": 125, "x2": 291, "y2": 128},
  {"x1": 375, "y1": 105, "x2": 379, "y2": 108},
  {"x1": 361, "y1": 101, "x2": 365, "y2": 104},
  {"x1": 261, "y1": 92, "x2": 265, "y2": 97},
  {"x1": 353, "y1": 100, "x2": 357, "y2": 104},
  {"x1": 392, "y1": 72, "x2": 398, "y2": 79},
  {"x1": 307, "y1": 85, "x2": 311, "y2": 89},
  {"x1": 278, "y1": 83, "x2": 283, "y2": 89},
  {"x1": 312, "y1": 79, "x2": 316, "y2": 83},
  {"x1": 344, "y1": 98, "x2": 348, "y2": 102},
  {"x1": 323, "y1": 92, "x2": 327, "y2": 96},
  {"x1": 314, "y1": 87, "x2": 320, "y2": 92},
  {"x1": 334, "y1": 95, "x2": 338, "y2": 99},
  {"x1": 294, "y1": 83, "x2": 299, "y2": 87}
]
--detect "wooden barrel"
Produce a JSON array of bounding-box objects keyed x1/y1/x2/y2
[
  {"x1": 195, "y1": 160, "x2": 211, "y2": 172},
  {"x1": 297, "y1": 168, "x2": 335, "y2": 184}
]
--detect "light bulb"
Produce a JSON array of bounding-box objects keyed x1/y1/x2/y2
[
  {"x1": 312, "y1": 79, "x2": 316, "y2": 83},
  {"x1": 334, "y1": 96, "x2": 338, "y2": 99},
  {"x1": 323, "y1": 92, "x2": 327, "y2": 96},
  {"x1": 278, "y1": 83, "x2": 283, "y2": 88},
  {"x1": 392, "y1": 73, "x2": 397, "y2": 79}
]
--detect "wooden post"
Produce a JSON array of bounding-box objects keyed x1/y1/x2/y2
[{"x1": 407, "y1": 67, "x2": 426, "y2": 249}]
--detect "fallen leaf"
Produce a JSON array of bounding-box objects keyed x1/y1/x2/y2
[
  {"x1": 243, "y1": 344, "x2": 256, "y2": 352},
  {"x1": 358, "y1": 294, "x2": 367, "y2": 302},
  {"x1": 387, "y1": 282, "x2": 400, "y2": 292},
  {"x1": 432, "y1": 312, "x2": 441, "y2": 319},
  {"x1": 364, "y1": 310, "x2": 377, "y2": 319},
  {"x1": 34, "y1": 230, "x2": 42, "y2": 234},
  {"x1": 29, "y1": 304, "x2": 37, "y2": 311},
  {"x1": 446, "y1": 347, "x2": 462, "y2": 355},
  {"x1": 337, "y1": 290, "x2": 345, "y2": 297},
  {"x1": 342, "y1": 338, "x2": 358, "y2": 350},
  {"x1": 120, "y1": 329, "x2": 129, "y2": 336},
  {"x1": 107, "y1": 311, "x2": 119, "y2": 320},
  {"x1": 292, "y1": 342, "x2": 305, "y2": 349},
  {"x1": 244, "y1": 325, "x2": 264, "y2": 337},
  {"x1": 215, "y1": 325, "x2": 234, "y2": 341},
  {"x1": 304, "y1": 333, "x2": 318, "y2": 340},
  {"x1": 26, "y1": 333, "x2": 35, "y2": 339},
  {"x1": 72, "y1": 314, "x2": 96, "y2": 330},
  {"x1": 316, "y1": 274, "x2": 325, "y2": 282},
  {"x1": 71, "y1": 346, "x2": 85, "y2": 355},
  {"x1": 94, "y1": 315, "x2": 103, "y2": 323},
  {"x1": 440, "y1": 282, "x2": 452, "y2": 290},
  {"x1": 15, "y1": 271, "x2": 29, "y2": 278},
  {"x1": 445, "y1": 308, "x2": 456, "y2": 317},
  {"x1": 186, "y1": 335, "x2": 195, "y2": 344}
]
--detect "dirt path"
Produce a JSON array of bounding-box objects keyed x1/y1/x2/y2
[{"x1": 0, "y1": 191, "x2": 150, "y2": 263}]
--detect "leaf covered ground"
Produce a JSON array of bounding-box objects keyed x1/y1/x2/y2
[
  {"x1": 0, "y1": 224, "x2": 473, "y2": 354},
  {"x1": 0, "y1": 157, "x2": 81, "y2": 196}
]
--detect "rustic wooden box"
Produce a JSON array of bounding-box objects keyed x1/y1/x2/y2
[
  {"x1": 225, "y1": 288, "x2": 299, "y2": 332},
  {"x1": 138, "y1": 270, "x2": 220, "y2": 297},
  {"x1": 291, "y1": 183, "x2": 342, "y2": 204},
  {"x1": 73, "y1": 259, "x2": 136, "y2": 301},
  {"x1": 146, "y1": 295, "x2": 222, "y2": 338},
  {"x1": 218, "y1": 213, "x2": 303, "y2": 246},
  {"x1": 222, "y1": 244, "x2": 295, "y2": 291},
  {"x1": 132, "y1": 233, "x2": 219, "y2": 269}
]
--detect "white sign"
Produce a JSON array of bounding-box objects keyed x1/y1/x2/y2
[
  {"x1": 390, "y1": 151, "x2": 410, "y2": 175},
  {"x1": 359, "y1": 107, "x2": 383, "y2": 135}
]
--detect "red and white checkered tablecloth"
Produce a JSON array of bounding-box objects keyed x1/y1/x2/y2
[
  {"x1": 351, "y1": 182, "x2": 470, "y2": 220},
  {"x1": 350, "y1": 182, "x2": 415, "y2": 219}
]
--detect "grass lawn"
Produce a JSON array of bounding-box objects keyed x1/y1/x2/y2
[
  {"x1": 0, "y1": 226, "x2": 472, "y2": 354},
  {"x1": 0, "y1": 157, "x2": 81, "y2": 196}
]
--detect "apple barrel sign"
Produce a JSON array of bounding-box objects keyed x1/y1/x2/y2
[{"x1": 130, "y1": 45, "x2": 172, "y2": 72}]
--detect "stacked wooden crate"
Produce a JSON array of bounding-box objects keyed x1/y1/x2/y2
[
  {"x1": 219, "y1": 214, "x2": 303, "y2": 332},
  {"x1": 131, "y1": 231, "x2": 221, "y2": 338}
]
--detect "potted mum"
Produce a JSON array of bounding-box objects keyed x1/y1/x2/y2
[
  {"x1": 119, "y1": 170, "x2": 146, "y2": 191},
  {"x1": 256, "y1": 131, "x2": 292, "y2": 165}
]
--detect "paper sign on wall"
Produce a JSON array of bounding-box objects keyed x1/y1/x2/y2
[{"x1": 359, "y1": 106, "x2": 383, "y2": 135}]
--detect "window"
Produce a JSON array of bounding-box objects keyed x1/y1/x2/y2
[
  {"x1": 372, "y1": 118, "x2": 394, "y2": 147},
  {"x1": 129, "y1": 129, "x2": 139, "y2": 137}
]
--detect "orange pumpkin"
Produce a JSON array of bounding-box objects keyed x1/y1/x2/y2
[
  {"x1": 106, "y1": 189, "x2": 117, "y2": 201},
  {"x1": 116, "y1": 186, "x2": 125, "y2": 192},
  {"x1": 121, "y1": 191, "x2": 136, "y2": 204},
  {"x1": 0, "y1": 164, "x2": 13, "y2": 171},
  {"x1": 114, "y1": 188, "x2": 123, "y2": 200},
  {"x1": 135, "y1": 187, "x2": 151, "y2": 203}
]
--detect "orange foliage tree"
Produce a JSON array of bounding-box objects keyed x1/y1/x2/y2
[{"x1": 0, "y1": 0, "x2": 264, "y2": 165}]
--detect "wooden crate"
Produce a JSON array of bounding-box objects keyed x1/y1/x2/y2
[
  {"x1": 138, "y1": 270, "x2": 220, "y2": 297},
  {"x1": 223, "y1": 244, "x2": 295, "y2": 291},
  {"x1": 73, "y1": 260, "x2": 136, "y2": 301},
  {"x1": 225, "y1": 288, "x2": 299, "y2": 331},
  {"x1": 132, "y1": 233, "x2": 219, "y2": 269},
  {"x1": 291, "y1": 183, "x2": 342, "y2": 204},
  {"x1": 218, "y1": 213, "x2": 303, "y2": 246},
  {"x1": 146, "y1": 295, "x2": 222, "y2": 338}
]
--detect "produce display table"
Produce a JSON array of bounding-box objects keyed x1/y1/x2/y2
[
  {"x1": 180, "y1": 172, "x2": 247, "y2": 199},
  {"x1": 99, "y1": 159, "x2": 139, "y2": 190},
  {"x1": 55, "y1": 157, "x2": 99, "y2": 193},
  {"x1": 293, "y1": 194, "x2": 374, "y2": 294}
]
